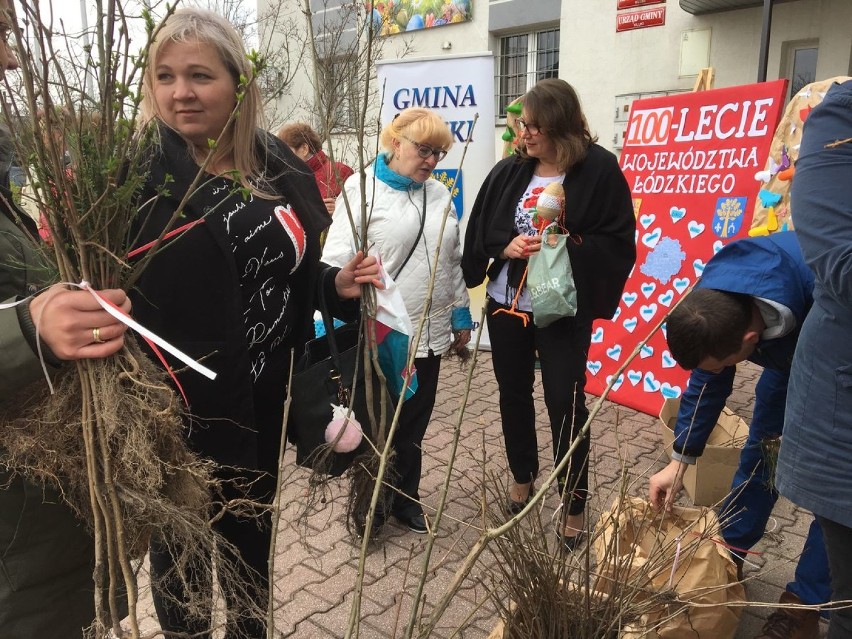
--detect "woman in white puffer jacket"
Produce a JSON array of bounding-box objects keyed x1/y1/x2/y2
[{"x1": 322, "y1": 107, "x2": 471, "y2": 535}]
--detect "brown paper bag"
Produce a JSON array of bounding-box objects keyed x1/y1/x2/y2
[{"x1": 594, "y1": 497, "x2": 745, "y2": 639}]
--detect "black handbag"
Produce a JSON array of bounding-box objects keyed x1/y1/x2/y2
[{"x1": 288, "y1": 275, "x2": 392, "y2": 477}]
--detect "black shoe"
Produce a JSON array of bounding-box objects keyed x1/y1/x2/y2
[
  {"x1": 507, "y1": 496, "x2": 530, "y2": 516},
  {"x1": 556, "y1": 529, "x2": 586, "y2": 552},
  {"x1": 396, "y1": 512, "x2": 428, "y2": 534}
]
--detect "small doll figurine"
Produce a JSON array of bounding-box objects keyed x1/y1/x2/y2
[{"x1": 532, "y1": 181, "x2": 565, "y2": 245}]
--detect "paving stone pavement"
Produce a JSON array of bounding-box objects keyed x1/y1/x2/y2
[{"x1": 133, "y1": 355, "x2": 827, "y2": 638}]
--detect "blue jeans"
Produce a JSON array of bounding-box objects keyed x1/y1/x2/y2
[{"x1": 721, "y1": 369, "x2": 831, "y2": 606}]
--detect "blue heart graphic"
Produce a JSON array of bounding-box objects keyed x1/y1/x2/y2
[
  {"x1": 658, "y1": 291, "x2": 673, "y2": 307},
  {"x1": 693, "y1": 259, "x2": 706, "y2": 277},
  {"x1": 670, "y1": 207, "x2": 686, "y2": 222},
  {"x1": 622, "y1": 292, "x2": 638, "y2": 307},
  {"x1": 687, "y1": 221, "x2": 705, "y2": 238},
  {"x1": 591, "y1": 326, "x2": 604, "y2": 343},
  {"x1": 607, "y1": 374, "x2": 624, "y2": 391},
  {"x1": 627, "y1": 370, "x2": 642, "y2": 386},
  {"x1": 639, "y1": 214, "x2": 656, "y2": 229},
  {"x1": 673, "y1": 278, "x2": 690, "y2": 294},
  {"x1": 606, "y1": 345, "x2": 623, "y2": 361},
  {"x1": 661, "y1": 351, "x2": 676, "y2": 368},
  {"x1": 640, "y1": 304, "x2": 658, "y2": 321},
  {"x1": 641, "y1": 282, "x2": 656, "y2": 298},
  {"x1": 643, "y1": 372, "x2": 661, "y2": 392},
  {"x1": 640, "y1": 344, "x2": 654, "y2": 358},
  {"x1": 641, "y1": 229, "x2": 661, "y2": 248},
  {"x1": 623, "y1": 317, "x2": 638, "y2": 333},
  {"x1": 587, "y1": 361, "x2": 602, "y2": 375},
  {"x1": 661, "y1": 383, "x2": 682, "y2": 399}
]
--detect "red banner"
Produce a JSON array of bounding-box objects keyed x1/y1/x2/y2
[
  {"x1": 616, "y1": 6, "x2": 666, "y2": 31},
  {"x1": 618, "y1": 0, "x2": 665, "y2": 9},
  {"x1": 586, "y1": 80, "x2": 788, "y2": 416}
]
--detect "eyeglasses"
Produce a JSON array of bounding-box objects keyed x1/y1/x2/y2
[
  {"x1": 402, "y1": 136, "x2": 448, "y2": 161},
  {"x1": 516, "y1": 118, "x2": 542, "y2": 136}
]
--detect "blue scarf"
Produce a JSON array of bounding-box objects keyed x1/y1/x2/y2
[{"x1": 374, "y1": 153, "x2": 424, "y2": 191}]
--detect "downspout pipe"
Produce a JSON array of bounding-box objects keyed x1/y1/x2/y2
[{"x1": 757, "y1": 0, "x2": 774, "y2": 82}]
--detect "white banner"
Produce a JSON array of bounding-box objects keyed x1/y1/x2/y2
[
  {"x1": 376, "y1": 53, "x2": 494, "y2": 231},
  {"x1": 376, "y1": 53, "x2": 495, "y2": 349}
]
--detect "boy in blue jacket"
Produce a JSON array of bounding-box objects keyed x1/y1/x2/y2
[{"x1": 649, "y1": 232, "x2": 829, "y2": 639}]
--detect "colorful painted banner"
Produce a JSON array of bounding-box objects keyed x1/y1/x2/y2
[
  {"x1": 368, "y1": 0, "x2": 472, "y2": 36},
  {"x1": 618, "y1": 0, "x2": 665, "y2": 8},
  {"x1": 585, "y1": 80, "x2": 788, "y2": 416},
  {"x1": 616, "y1": 6, "x2": 666, "y2": 32}
]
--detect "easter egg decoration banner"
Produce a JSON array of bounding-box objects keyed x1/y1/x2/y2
[
  {"x1": 585, "y1": 80, "x2": 788, "y2": 416},
  {"x1": 368, "y1": 0, "x2": 472, "y2": 36}
]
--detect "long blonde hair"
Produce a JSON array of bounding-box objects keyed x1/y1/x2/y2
[{"x1": 140, "y1": 7, "x2": 265, "y2": 191}]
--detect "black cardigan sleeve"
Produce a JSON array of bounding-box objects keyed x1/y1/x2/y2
[
  {"x1": 462, "y1": 156, "x2": 534, "y2": 288},
  {"x1": 563, "y1": 145, "x2": 636, "y2": 321},
  {"x1": 462, "y1": 148, "x2": 635, "y2": 321}
]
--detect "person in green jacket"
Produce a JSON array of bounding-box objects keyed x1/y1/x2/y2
[{"x1": 0, "y1": 1, "x2": 131, "y2": 635}]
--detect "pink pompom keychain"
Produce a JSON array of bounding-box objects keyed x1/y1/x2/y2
[{"x1": 324, "y1": 404, "x2": 363, "y2": 453}]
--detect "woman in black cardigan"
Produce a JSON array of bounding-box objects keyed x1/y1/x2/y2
[
  {"x1": 131, "y1": 8, "x2": 378, "y2": 636},
  {"x1": 462, "y1": 78, "x2": 635, "y2": 550}
]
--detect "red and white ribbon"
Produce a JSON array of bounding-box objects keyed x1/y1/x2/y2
[
  {"x1": 80, "y1": 281, "x2": 216, "y2": 381},
  {"x1": 2, "y1": 283, "x2": 216, "y2": 403}
]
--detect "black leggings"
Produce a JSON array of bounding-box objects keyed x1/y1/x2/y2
[
  {"x1": 149, "y1": 360, "x2": 291, "y2": 638},
  {"x1": 391, "y1": 352, "x2": 442, "y2": 519},
  {"x1": 486, "y1": 298, "x2": 592, "y2": 516}
]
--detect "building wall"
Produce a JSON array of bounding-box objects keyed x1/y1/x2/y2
[
  {"x1": 564, "y1": 0, "x2": 852, "y2": 156},
  {"x1": 489, "y1": 0, "x2": 560, "y2": 32},
  {"x1": 260, "y1": 0, "x2": 852, "y2": 162},
  {"x1": 258, "y1": 0, "x2": 493, "y2": 165}
]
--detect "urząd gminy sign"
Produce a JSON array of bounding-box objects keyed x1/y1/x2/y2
[{"x1": 616, "y1": 6, "x2": 666, "y2": 32}]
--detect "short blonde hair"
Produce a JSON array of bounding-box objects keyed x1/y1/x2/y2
[
  {"x1": 140, "y1": 7, "x2": 264, "y2": 190},
  {"x1": 379, "y1": 107, "x2": 453, "y2": 155}
]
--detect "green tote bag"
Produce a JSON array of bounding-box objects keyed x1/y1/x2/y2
[{"x1": 527, "y1": 234, "x2": 578, "y2": 327}]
